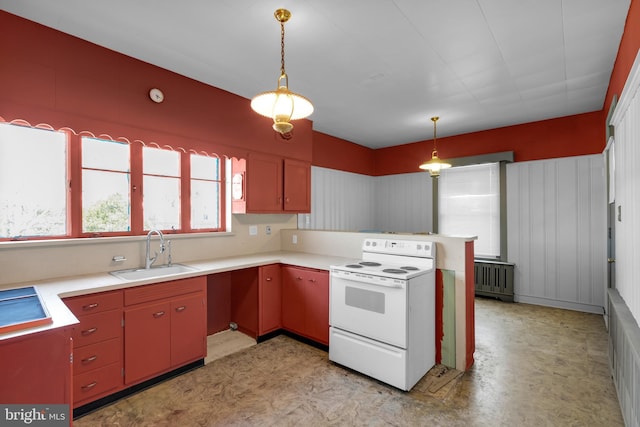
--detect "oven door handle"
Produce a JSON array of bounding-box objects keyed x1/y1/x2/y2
[{"x1": 333, "y1": 275, "x2": 405, "y2": 289}]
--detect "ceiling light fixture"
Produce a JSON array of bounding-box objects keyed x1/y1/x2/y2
[
  {"x1": 251, "y1": 9, "x2": 313, "y2": 135},
  {"x1": 419, "y1": 116, "x2": 451, "y2": 177}
]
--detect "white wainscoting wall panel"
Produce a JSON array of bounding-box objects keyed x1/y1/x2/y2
[
  {"x1": 299, "y1": 166, "x2": 376, "y2": 231},
  {"x1": 610, "y1": 50, "x2": 640, "y2": 324},
  {"x1": 506, "y1": 155, "x2": 606, "y2": 313},
  {"x1": 373, "y1": 172, "x2": 433, "y2": 233}
]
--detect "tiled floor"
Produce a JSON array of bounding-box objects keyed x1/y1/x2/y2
[{"x1": 75, "y1": 298, "x2": 624, "y2": 426}]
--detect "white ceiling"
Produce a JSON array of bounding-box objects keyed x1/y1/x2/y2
[{"x1": 0, "y1": 0, "x2": 631, "y2": 149}]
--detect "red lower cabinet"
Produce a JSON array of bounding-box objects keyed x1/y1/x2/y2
[
  {"x1": 123, "y1": 277, "x2": 206, "y2": 386},
  {"x1": 124, "y1": 300, "x2": 172, "y2": 385},
  {"x1": 64, "y1": 290, "x2": 123, "y2": 408},
  {"x1": 259, "y1": 264, "x2": 282, "y2": 336},
  {"x1": 282, "y1": 266, "x2": 329, "y2": 345},
  {"x1": 0, "y1": 327, "x2": 72, "y2": 405},
  {"x1": 170, "y1": 294, "x2": 206, "y2": 367}
]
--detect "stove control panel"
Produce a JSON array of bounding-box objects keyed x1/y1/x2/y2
[{"x1": 363, "y1": 239, "x2": 435, "y2": 258}]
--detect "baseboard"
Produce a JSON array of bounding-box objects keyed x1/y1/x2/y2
[{"x1": 513, "y1": 294, "x2": 604, "y2": 314}]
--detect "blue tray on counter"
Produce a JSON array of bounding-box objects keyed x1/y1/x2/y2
[{"x1": 0, "y1": 286, "x2": 52, "y2": 334}]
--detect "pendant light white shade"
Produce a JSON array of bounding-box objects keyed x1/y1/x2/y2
[{"x1": 251, "y1": 75, "x2": 314, "y2": 134}]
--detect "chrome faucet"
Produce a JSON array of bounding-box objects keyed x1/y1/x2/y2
[{"x1": 145, "y1": 229, "x2": 165, "y2": 269}]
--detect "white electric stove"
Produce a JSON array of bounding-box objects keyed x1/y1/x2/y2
[{"x1": 329, "y1": 238, "x2": 436, "y2": 391}]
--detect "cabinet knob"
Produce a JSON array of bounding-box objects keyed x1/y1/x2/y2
[
  {"x1": 153, "y1": 311, "x2": 166, "y2": 318},
  {"x1": 175, "y1": 306, "x2": 186, "y2": 312},
  {"x1": 309, "y1": 279, "x2": 316, "y2": 283},
  {"x1": 81, "y1": 327, "x2": 98, "y2": 336},
  {"x1": 296, "y1": 276, "x2": 303, "y2": 281},
  {"x1": 285, "y1": 197, "x2": 290, "y2": 203},
  {"x1": 266, "y1": 277, "x2": 272, "y2": 281},
  {"x1": 82, "y1": 303, "x2": 99, "y2": 311}
]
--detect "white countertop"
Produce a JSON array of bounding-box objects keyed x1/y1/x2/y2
[{"x1": 0, "y1": 251, "x2": 355, "y2": 342}]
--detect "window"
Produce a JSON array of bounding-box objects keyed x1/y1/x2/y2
[
  {"x1": 0, "y1": 121, "x2": 227, "y2": 240},
  {"x1": 143, "y1": 146, "x2": 181, "y2": 231},
  {"x1": 439, "y1": 162, "x2": 501, "y2": 258},
  {"x1": 190, "y1": 154, "x2": 221, "y2": 230},
  {"x1": 82, "y1": 137, "x2": 131, "y2": 233},
  {"x1": 0, "y1": 123, "x2": 67, "y2": 238}
]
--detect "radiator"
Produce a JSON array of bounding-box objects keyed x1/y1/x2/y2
[{"x1": 474, "y1": 261, "x2": 514, "y2": 302}]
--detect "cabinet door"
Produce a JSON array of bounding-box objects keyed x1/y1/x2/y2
[
  {"x1": 281, "y1": 267, "x2": 306, "y2": 335},
  {"x1": 283, "y1": 158, "x2": 310, "y2": 212},
  {"x1": 246, "y1": 152, "x2": 283, "y2": 213},
  {"x1": 171, "y1": 294, "x2": 206, "y2": 367},
  {"x1": 304, "y1": 270, "x2": 329, "y2": 345},
  {"x1": 259, "y1": 264, "x2": 282, "y2": 335},
  {"x1": 124, "y1": 301, "x2": 171, "y2": 385},
  {"x1": 0, "y1": 328, "x2": 72, "y2": 404}
]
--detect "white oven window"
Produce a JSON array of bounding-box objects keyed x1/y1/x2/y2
[{"x1": 345, "y1": 286, "x2": 385, "y2": 314}]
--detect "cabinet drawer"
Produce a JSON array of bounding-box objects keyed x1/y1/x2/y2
[
  {"x1": 124, "y1": 276, "x2": 206, "y2": 306},
  {"x1": 64, "y1": 290, "x2": 122, "y2": 316},
  {"x1": 73, "y1": 337, "x2": 121, "y2": 376},
  {"x1": 71, "y1": 309, "x2": 121, "y2": 347},
  {"x1": 73, "y1": 362, "x2": 121, "y2": 406}
]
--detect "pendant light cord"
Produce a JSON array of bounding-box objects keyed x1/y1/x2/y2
[
  {"x1": 432, "y1": 116, "x2": 439, "y2": 154},
  {"x1": 280, "y1": 20, "x2": 286, "y2": 77}
]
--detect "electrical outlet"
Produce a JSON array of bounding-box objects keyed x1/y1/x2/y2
[
  {"x1": 249, "y1": 225, "x2": 258, "y2": 236},
  {"x1": 266, "y1": 225, "x2": 272, "y2": 235},
  {"x1": 292, "y1": 234, "x2": 298, "y2": 244}
]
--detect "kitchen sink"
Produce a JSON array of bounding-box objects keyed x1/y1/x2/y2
[{"x1": 110, "y1": 264, "x2": 197, "y2": 281}]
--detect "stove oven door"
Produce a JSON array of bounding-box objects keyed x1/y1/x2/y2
[{"x1": 329, "y1": 269, "x2": 407, "y2": 348}]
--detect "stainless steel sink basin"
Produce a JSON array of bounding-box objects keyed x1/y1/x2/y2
[{"x1": 110, "y1": 264, "x2": 197, "y2": 281}]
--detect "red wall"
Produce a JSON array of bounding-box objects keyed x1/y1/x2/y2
[
  {"x1": 374, "y1": 111, "x2": 604, "y2": 176},
  {"x1": 605, "y1": 0, "x2": 640, "y2": 114},
  {"x1": 0, "y1": 11, "x2": 312, "y2": 161},
  {"x1": 312, "y1": 131, "x2": 376, "y2": 175}
]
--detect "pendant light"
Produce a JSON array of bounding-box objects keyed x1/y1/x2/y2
[
  {"x1": 251, "y1": 9, "x2": 313, "y2": 135},
  {"x1": 419, "y1": 116, "x2": 451, "y2": 177}
]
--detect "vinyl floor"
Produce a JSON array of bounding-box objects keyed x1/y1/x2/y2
[{"x1": 74, "y1": 298, "x2": 624, "y2": 426}]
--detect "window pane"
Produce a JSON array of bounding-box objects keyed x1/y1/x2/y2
[
  {"x1": 0, "y1": 123, "x2": 67, "y2": 237},
  {"x1": 191, "y1": 154, "x2": 219, "y2": 180},
  {"x1": 82, "y1": 170, "x2": 130, "y2": 232},
  {"x1": 439, "y1": 163, "x2": 500, "y2": 258},
  {"x1": 191, "y1": 180, "x2": 220, "y2": 229},
  {"x1": 82, "y1": 137, "x2": 130, "y2": 171},
  {"x1": 143, "y1": 146, "x2": 179, "y2": 176},
  {"x1": 82, "y1": 137, "x2": 131, "y2": 233},
  {"x1": 143, "y1": 175, "x2": 180, "y2": 230}
]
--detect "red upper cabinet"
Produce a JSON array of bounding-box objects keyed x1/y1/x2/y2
[
  {"x1": 233, "y1": 153, "x2": 310, "y2": 214},
  {"x1": 283, "y1": 158, "x2": 311, "y2": 212}
]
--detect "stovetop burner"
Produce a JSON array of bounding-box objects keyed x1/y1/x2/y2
[
  {"x1": 401, "y1": 266, "x2": 419, "y2": 271},
  {"x1": 382, "y1": 268, "x2": 407, "y2": 274},
  {"x1": 359, "y1": 261, "x2": 381, "y2": 267},
  {"x1": 345, "y1": 264, "x2": 363, "y2": 268}
]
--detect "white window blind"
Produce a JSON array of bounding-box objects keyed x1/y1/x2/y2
[{"x1": 439, "y1": 162, "x2": 500, "y2": 258}]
